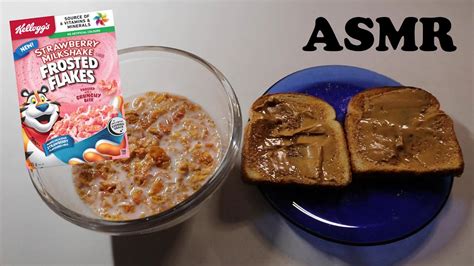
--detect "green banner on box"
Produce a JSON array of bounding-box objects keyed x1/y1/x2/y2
[{"x1": 50, "y1": 26, "x2": 115, "y2": 38}]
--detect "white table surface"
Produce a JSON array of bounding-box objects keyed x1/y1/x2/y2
[{"x1": 1, "y1": 1, "x2": 472, "y2": 265}]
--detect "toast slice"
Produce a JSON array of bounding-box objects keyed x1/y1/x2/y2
[
  {"x1": 242, "y1": 93, "x2": 351, "y2": 186},
  {"x1": 345, "y1": 87, "x2": 464, "y2": 176}
]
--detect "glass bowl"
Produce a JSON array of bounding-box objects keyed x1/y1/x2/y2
[{"x1": 28, "y1": 46, "x2": 242, "y2": 235}]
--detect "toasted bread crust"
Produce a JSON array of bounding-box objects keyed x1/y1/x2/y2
[
  {"x1": 242, "y1": 93, "x2": 351, "y2": 186},
  {"x1": 345, "y1": 86, "x2": 464, "y2": 177}
]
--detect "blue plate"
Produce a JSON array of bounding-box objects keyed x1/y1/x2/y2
[{"x1": 259, "y1": 65, "x2": 454, "y2": 245}]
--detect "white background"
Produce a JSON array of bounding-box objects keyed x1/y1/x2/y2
[{"x1": 1, "y1": 1, "x2": 472, "y2": 265}]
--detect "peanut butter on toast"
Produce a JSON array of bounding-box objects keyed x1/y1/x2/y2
[
  {"x1": 242, "y1": 93, "x2": 351, "y2": 186},
  {"x1": 345, "y1": 87, "x2": 464, "y2": 176}
]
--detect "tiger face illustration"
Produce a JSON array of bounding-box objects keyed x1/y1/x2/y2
[
  {"x1": 20, "y1": 85, "x2": 60, "y2": 133},
  {"x1": 20, "y1": 85, "x2": 63, "y2": 168}
]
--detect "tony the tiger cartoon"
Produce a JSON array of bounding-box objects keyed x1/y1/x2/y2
[{"x1": 20, "y1": 85, "x2": 62, "y2": 168}]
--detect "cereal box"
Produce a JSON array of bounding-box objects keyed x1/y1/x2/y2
[{"x1": 10, "y1": 10, "x2": 129, "y2": 169}]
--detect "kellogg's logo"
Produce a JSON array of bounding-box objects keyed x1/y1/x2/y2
[
  {"x1": 10, "y1": 16, "x2": 56, "y2": 40},
  {"x1": 15, "y1": 22, "x2": 50, "y2": 35}
]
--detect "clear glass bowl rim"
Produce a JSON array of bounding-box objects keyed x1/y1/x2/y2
[{"x1": 28, "y1": 45, "x2": 242, "y2": 234}]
